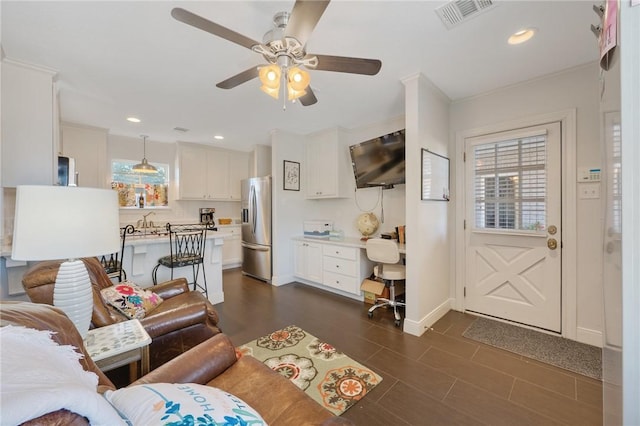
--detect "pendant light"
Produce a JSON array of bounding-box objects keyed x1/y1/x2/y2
[{"x1": 132, "y1": 135, "x2": 157, "y2": 174}]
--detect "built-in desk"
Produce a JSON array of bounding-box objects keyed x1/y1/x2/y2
[{"x1": 292, "y1": 236, "x2": 405, "y2": 300}]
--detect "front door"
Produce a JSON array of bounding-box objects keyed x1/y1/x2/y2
[{"x1": 464, "y1": 122, "x2": 562, "y2": 332}]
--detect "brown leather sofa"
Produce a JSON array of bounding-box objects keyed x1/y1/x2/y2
[
  {"x1": 1, "y1": 301, "x2": 350, "y2": 426},
  {"x1": 21, "y1": 256, "x2": 222, "y2": 370}
]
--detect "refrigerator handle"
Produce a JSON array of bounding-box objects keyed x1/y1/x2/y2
[
  {"x1": 241, "y1": 242, "x2": 270, "y2": 251},
  {"x1": 251, "y1": 185, "x2": 257, "y2": 235}
]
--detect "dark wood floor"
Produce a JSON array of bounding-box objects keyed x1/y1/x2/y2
[{"x1": 216, "y1": 268, "x2": 603, "y2": 426}]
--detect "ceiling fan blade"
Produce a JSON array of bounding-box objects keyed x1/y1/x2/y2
[
  {"x1": 308, "y1": 54, "x2": 382, "y2": 75},
  {"x1": 172, "y1": 8, "x2": 260, "y2": 51},
  {"x1": 216, "y1": 66, "x2": 260, "y2": 89},
  {"x1": 284, "y1": 0, "x2": 330, "y2": 47},
  {"x1": 299, "y1": 87, "x2": 318, "y2": 106}
]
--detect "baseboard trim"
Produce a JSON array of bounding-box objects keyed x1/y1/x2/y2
[
  {"x1": 403, "y1": 298, "x2": 453, "y2": 337},
  {"x1": 208, "y1": 291, "x2": 224, "y2": 305},
  {"x1": 271, "y1": 273, "x2": 295, "y2": 286},
  {"x1": 577, "y1": 326, "x2": 603, "y2": 348}
]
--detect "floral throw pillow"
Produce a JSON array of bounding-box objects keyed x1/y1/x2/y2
[
  {"x1": 103, "y1": 383, "x2": 266, "y2": 426},
  {"x1": 100, "y1": 281, "x2": 163, "y2": 320}
]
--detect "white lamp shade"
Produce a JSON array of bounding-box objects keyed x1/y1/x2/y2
[{"x1": 12, "y1": 186, "x2": 120, "y2": 261}]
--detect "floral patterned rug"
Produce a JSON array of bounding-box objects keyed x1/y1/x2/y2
[{"x1": 237, "y1": 325, "x2": 382, "y2": 416}]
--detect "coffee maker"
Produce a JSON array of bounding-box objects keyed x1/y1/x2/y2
[{"x1": 199, "y1": 208, "x2": 217, "y2": 230}]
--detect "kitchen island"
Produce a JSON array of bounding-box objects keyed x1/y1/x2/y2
[{"x1": 120, "y1": 229, "x2": 232, "y2": 305}]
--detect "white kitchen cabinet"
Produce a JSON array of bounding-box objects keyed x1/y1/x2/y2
[
  {"x1": 1, "y1": 59, "x2": 58, "y2": 187},
  {"x1": 221, "y1": 226, "x2": 242, "y2": 269},
  {"x1": 60, "y1": 123, "x2": 108, "y2": 188},
  {"x1": 292, "y1": 238, "x2": 375, "y2": 297},
  {"x1": 305, "y1": 128, "x2": 352, "y2": 199},
  {"x1": 293, "y1": 240, "x2": 323, "y2": 283},
  {"x1": 177, "y1": 143, "x2": 248, "y2": 201},
  {"x1": 322, "y1": 245, "x2": 364, "y2": 294},
  {"x1": 228, "y1": 151, "x2": 249, "y2": 200}
]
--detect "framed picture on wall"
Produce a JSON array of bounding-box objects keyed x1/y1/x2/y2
[
  {"x1": 421, "y1": 149, "x2": 450, "y2": 201},
  {"x1": 283, "y1": 160, "x2": 300, "y2": 191}
]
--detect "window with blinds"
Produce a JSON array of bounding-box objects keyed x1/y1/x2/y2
[{"x1": 473, "y1": 135, "x2": 547, "y2": 231}]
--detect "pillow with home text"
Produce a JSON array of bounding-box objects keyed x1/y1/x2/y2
[{"x1": 104, "y1": 383, "x2": 266, "y2": 425}]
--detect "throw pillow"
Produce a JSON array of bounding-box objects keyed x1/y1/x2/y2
[
  {"x1": 100, "y1": 281, "x2": 163, "y2": 319},
  {"x1": 104, "y1": 383, "x2": 266, "y2": 425}
]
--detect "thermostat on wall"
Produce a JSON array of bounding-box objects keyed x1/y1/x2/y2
[{"x1": 578, "y1": 167, "x2": 601, "y2": 182}]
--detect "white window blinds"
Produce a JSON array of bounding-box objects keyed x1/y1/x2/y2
[{"x1": 473, "y1": 134, "x2": 547, "y2": 231}]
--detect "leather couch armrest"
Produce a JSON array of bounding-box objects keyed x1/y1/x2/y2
[
  {"x1": 139, "y1": 300, "x2": 208, "y2": 338},
  {"x1": 131, "y1": 334, "x2": 237, "y2": 386},
  {"x1": 151, "y1": 278, "x2": 190, "y2": 299}
]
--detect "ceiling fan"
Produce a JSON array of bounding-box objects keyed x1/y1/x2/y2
[{"x1": 171, "y1": 0, "x2": 382, "y2": 107}]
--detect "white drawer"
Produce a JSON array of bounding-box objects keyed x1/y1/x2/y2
[
  {"x1": 323, "y1": 256, "x2": 357, "y2": 277},
  {"x1": 323, "y1": 270, "x2": 359, "y2": 293},
  {"x1": 322, "y1": 245, "x2": 357, "y2": 260}
]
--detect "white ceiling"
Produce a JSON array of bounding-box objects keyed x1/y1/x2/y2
[{"x1": 1, "y1": 1, "x2": 598, "y2": 151}]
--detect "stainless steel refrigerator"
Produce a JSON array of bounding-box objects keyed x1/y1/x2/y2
[{"x1": 241, "y1": 176, "x2": 272, "y2": 282}]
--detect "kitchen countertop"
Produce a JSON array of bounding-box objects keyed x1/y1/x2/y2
[{"x1": 1, "y1": 229, "x2": 234, "y2": 257}]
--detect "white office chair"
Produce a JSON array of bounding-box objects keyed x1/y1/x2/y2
[{"x1": 365, "y1": 238, "x2": 406, "y2": 326}]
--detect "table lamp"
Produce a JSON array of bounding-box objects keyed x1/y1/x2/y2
[{"x1": 12, "y1": 185, "x2": 120, "y2": 338}]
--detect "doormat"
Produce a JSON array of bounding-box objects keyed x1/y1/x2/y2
[
  {"x1": 237, "y1": 325, "x2": 382, "y2": 415},
  {"x1": 463, "y1": 317, "x2": 602, "y2": 380}
]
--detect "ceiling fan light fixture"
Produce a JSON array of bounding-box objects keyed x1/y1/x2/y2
[
  {"x1": 288, "y1": 67, "x2": 310, "y2": 91},
  {"x1": 259, "y1": 64, "x2": 281, "y2": 89},
  {"x1": 260, "y1": 84, "x2": 280, "y2": 99}
]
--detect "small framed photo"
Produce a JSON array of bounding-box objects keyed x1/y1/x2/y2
[{"x1": 283, "y1": 160, "x2": 300, "y2": 191}]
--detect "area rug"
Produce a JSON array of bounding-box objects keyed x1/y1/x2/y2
[
  {"x1": 237, "y1": 325, "x2": 382, "y2": 415},
  {"x1": 463, "y1": 317, "x2": 602, "y2": 380}
]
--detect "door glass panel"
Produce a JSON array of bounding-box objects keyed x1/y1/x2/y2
[{"x1": 473, "y1": 135, "x2": 546, "y2": 231}]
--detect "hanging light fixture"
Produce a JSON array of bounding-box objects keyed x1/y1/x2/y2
[
  {"x1": 258, "y1": 64, "x2": 310, "y2": 102},
  {"x1": 132, "y1": 135, "x2": 157, "y2": 174}
]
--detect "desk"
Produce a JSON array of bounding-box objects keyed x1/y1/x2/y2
[
  {"x1": 292, "y1": 236, "x2": 405, "y2": 298},
  {"x1": 293, "y1": 236, "x2": 406, "y2": 254},
  {"x1": 84, "y1": 319, "x2": 151, "y2": 382}
]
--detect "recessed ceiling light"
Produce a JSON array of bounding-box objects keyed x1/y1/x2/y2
[
  {"x1": 127, "y1": 117, "x2": 141, "y2": 123},
  {"x1": 214, "y1": 135, "x2": 224, "y2": 140},
  {"x1": 508, "y1": 28, "x2": 536, "y2": 45}
]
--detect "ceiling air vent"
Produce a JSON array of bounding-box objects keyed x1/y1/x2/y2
[{"x1": 435, "y1": 0, "x2": 498, "y2": 29}]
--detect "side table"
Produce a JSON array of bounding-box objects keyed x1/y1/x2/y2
[{"x1": 84, "y1": 319, "x2": 151, "y2": 382}]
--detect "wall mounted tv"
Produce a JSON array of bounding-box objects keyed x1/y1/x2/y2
[{"x1": 349, "y1": 129, "x2": 405, "y2": 189}]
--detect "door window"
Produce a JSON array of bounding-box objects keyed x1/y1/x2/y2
[{"x1": 473, "y1": 134, "x2": 546, "y2": 231}]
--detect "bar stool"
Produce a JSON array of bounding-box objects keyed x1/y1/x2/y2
[
  {"x1": 100, "y1": 224, "x2": 135, "y2": 282},
  {"x1": 152, "y1": 223, "x2": 208, "y2": 296},
  {"x1": 365, "y1": 238, "x2": 406, "y2": 326}
]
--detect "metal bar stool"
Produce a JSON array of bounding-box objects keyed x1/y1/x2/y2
[
  {"x1": 100, "y1": 224, "x2": 135, "y2": 282},
  {"x1": 151, "y1": 223, "x2": 208, "y2": 297}
]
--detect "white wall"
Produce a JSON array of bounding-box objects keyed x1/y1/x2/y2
[
  {"x1": 402, "y1": 73, "x2": 451, "y2": 336},
  {"x1": 271, "y1": 130, "x2": 306, "y2": 285},
  {"x1": 450, "y1": 63, "x2": 603, "y2": 344},
  {"x1": 108, "y1": 134, "x2": 241, "y2": 226},
  {"x1": 620, "y1": 4, "x2": 640, "y2": 424}
]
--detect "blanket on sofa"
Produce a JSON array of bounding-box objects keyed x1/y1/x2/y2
[{"x1": 0, "y1": 325, "x2": 124, "y2": 425}]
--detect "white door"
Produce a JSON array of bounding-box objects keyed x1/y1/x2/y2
[{"x1": 465, "y1": 122, "x2": 562, "y2": 332}]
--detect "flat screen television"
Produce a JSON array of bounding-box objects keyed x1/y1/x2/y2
[{"x1": 349, "y1": 129, "x2": 405, "y2": 189}]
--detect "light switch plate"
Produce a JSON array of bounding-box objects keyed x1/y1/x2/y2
[{"x1": 579, "y1": 182, "x2": 601, "y2": 199}]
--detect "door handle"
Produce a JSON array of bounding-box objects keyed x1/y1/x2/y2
[
  {"x1": 548, "y1": 225, "x2": 557, "y2": 235},
  {"x1": 547, "y1": 238, "x2": 558, "y2": 250}
]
